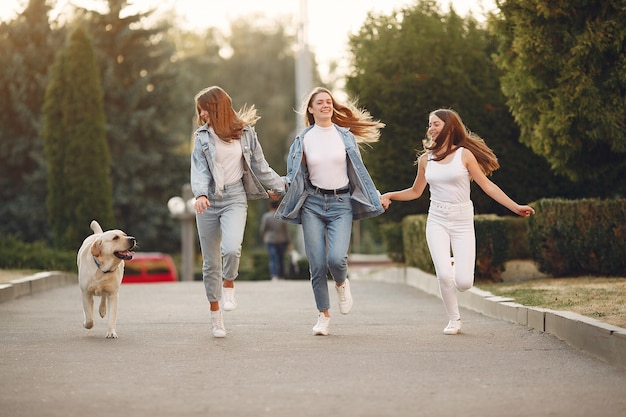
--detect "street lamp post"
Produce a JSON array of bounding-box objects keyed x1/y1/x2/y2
[{"x1": 167, "y1": 184, "x2": 196, "y2": 282}]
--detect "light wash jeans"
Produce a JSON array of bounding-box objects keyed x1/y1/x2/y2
[
  {"x1": 196, "y1": 180, "x2": 247, "y2": 302},
  {"x1": 425, "y1": 200, "x2": 475, "y2": 321},
  {"x1": 301, "y1": 189, "x2": 352, "y2": 312}
]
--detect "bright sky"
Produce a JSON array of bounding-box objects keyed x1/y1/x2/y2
[{"x1": 0, "y1": 0, "x2": 497, "y2": 80}]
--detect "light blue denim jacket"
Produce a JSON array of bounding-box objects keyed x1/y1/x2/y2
[
  {"x1": 275, "y1": 124, "x2": 384, "y2": 224},
  {"x1": 190, "y1": 124, "x2": 285, "y2": 200}
]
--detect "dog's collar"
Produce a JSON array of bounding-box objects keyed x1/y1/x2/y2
[{"x1": 93, "y1": 257, "x2": 115, "y2": 274}]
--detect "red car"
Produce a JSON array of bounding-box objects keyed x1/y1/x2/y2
[{"x1": 122, "y1": 252, "x2": 178, "y2": 283}]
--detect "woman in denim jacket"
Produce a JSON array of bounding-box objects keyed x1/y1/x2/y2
[
  {"x1": 275, "y1": 87, "x2": 385, "y2": 336},
  {"x1": 191, "y1": 86, "x2": 285, "y2": 338}
]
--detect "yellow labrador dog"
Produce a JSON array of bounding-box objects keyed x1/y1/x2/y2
[{"x1": 77, "y1": 220, "x2": 136, "y2": 338}]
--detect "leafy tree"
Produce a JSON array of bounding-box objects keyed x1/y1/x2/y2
[
  {"x1": 0, "y1": 0, "x2": 61, "y2": 242},
  {"x1": 345, "y1": 0, "x2": 579, "y2": 224},
  {"x1": 490, "y1": 0, "x2": 626, "y2": 193},
  {"x1": 80, "y1": 0, "x2": 189, "y2": 251},
  {"x1": 215, "y1": 17, "x2": 298, "y2": 174},
  {"x1": 42, "y1": 25, "x2": 114, "y2": 249},
  {"x1": 198, "y1": 17, "x2": 301, "y2": 248}
]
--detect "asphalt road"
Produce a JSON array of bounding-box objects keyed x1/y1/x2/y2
[{"x1": 1, "y1": 278, "x2": 625, "y2": 417}]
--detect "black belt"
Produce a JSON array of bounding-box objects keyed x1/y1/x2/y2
[{"x1": 309, "y1": 180, "x2": 350, "y2": 195}]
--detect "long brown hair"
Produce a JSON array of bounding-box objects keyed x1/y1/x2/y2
[
  {"x1": 421, "y1": 109, "x2": 499, "y2": 175},
  {"x1": 301, "y1": 87, "x2": 384, "y2": 144},
  {"x1": 194, "y1": 86, "x2": 259, "y2": 142}
]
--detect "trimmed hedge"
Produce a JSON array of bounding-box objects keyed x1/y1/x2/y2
[
  {"x1": 380, "y1": 222, "x2": 405, "y2": 263},
  {"x1": 0, "y1": 235, "x2": 76, "y2": 272},
  {"x1": 528, "y1": 198, "x2": 626, "y2": 277},
  {"x1": 381, "y1": 198, "x2": 626, "y2": 280}
]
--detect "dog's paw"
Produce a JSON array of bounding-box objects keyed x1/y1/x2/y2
[
  {"x1": 105, "y1": 330, "x2": 118, "y2": 339},
  {"x1": 84, "y1": 320, "x2": 94, "y2": 329}
]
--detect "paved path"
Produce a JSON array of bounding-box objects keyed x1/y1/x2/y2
[{"x1": 1, "y1": 278, "x2": 625, "y2": 417}]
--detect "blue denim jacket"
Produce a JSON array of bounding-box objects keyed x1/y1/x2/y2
[
  {"x1": 190, "y1": 124, "x2": 285, "y2": 200},
  {"x1": 275, "y1": 124, "x2": 384, "y2": 224}
]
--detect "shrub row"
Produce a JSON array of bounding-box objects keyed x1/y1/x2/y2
[
  {"x1": 0, "y1": 235, "x2": 76, "y2": 272},
  {"x1": 529, "y1": 198, "x2": 626, "y2": 277},
  {"x1": 383, "y1": 198, "x2": 625, "y2": 280}
]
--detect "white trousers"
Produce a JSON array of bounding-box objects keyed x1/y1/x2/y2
[{"x1": 425, "y1": 200, "x2": 475, "y2": 321}]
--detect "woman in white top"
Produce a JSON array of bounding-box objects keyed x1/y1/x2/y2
[
  {"x1": 276, "y1": 87, "x2": 385, "y2": 336},
  {"x1": 191, "y1": 86, "x2": 285, "y2": 338},
  {"x1": 380, "y1": 109, "x2": 535, "y2": 335}
]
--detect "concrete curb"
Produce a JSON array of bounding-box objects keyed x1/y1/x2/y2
[
  {"x1": 0, "y1": 271, "x2": 77, "y2": 303},
  {"x1": 351, "y1": 265, "x2": 626, "y2": 370}
]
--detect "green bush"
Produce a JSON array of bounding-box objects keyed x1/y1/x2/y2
[
  {"x1": 0, "y1": 235, "x2": 76, "y2": 271},
  {"x1": 401, "y1": 215, "x2": 433, "y2": 274},
  {"x1": 474, "y1": 215, "x2": 510, "y2": 281},
  {"x1": 380, "y1": 222, "x2": 405, "y2": 263},
  {"x1": 528, "y1": 198, "x2": 626, "y2": 277},
  {"x1": 505, "y1": 216, "x2": 531, "y2": 259}
]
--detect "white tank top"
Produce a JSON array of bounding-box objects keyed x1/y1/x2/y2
[{"x1": 425, "y1": 147, "x2": 470, "y2": 204}]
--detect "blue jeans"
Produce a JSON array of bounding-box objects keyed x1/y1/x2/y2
[
  {"x1": 266, "y1": 242, "x2": 288, "y2": 278},
  {"x1": 426, "y1": 200, "x2": 475, "y2": 321},
  {"x1": 301, "y1": 189, "x2": 352, "y2": 312},
  {"x1": 196, "y1": 181, "x2": 248, "y2": 302}
]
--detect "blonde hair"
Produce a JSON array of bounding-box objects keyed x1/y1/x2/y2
[
  {"x1": 301, "y1": 87, "x2": 384, "y2": 144},
  {"x1": 194, "y1": 86, "x2": 259, "y2": 142},
  {"x1": 421, "y1": 108, "x2": 499, "y2": 175}
]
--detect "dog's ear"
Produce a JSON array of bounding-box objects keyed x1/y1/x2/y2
[{"x1": 91, "y1": 239, "x2": 102, "y2": 257}]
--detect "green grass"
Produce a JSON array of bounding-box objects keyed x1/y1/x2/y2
[{"x1": 476, "y1": 277, "x2": 626, "y2": 328}]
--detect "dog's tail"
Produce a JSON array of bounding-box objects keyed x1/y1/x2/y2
[{"x1": 90, "y1": 220, "x2": 103, "y2": 235}]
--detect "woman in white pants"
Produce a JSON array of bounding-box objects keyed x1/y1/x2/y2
[{"x1": 380, "y1": 109, "x2": 535, "y2": 335}]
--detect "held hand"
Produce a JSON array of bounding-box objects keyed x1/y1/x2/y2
[
  {"x1": 380, "y1": 194, "x2": 391, "y2": 210},
  {"x1": 516, "y1": 204, "x2": 535, "y2": 218},
  {"x1": 267, "y1": 190, "x2": 280, "y2": 201},
  {"x1": 194, "y1": 196, "x2": 210, "y2": 214}
]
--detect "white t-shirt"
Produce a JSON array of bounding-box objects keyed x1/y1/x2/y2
[
  {"x1": 303, "y1": 124, "x2": 349, "y2": 189},
  {"x1": 214, "y1": 136, "x2": 243, "y2": 185},
  {"x1": 424, "y1": 147, "x2": 470, "y2": 204}
]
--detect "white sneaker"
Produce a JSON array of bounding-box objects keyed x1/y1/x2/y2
[
  {"x1": 443, "y1": 319, "x2": 462, "y2": 335},
  {"x1": 312, "y1": 313, "x2": 330, "y2": 336},
  {"x1": 336, "y1": 278, "x2": 353, "y2": 315},
  {"x1": 210, "y1": 311, "x2": 226, "y2": 338},
  {"x1": 223, "y1": 287, "x2": 237, "y2": 311}
]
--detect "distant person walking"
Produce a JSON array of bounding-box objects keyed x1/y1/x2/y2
[
  {"x1": 260, "y1": 200, "x2": 290, "y2": 281},
  {"x1": 275, "y1": 87, "x2": 385, "y2": 336},
  {"x1": 191, "y1": 86, "x2": 285, "y2": 338},
  {"x1": 380, "y1": 109, "x2": 535, "y2": 335}
]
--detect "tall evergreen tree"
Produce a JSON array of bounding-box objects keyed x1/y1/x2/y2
[
  {"x1": 81, "y1": 0, "x2": 188, "y2": 250},
  {"x1": 490, "y1": 0, "x2": 626, "y2": 194},
  {"x1": 0, "y1": 0, "x2": 60, "y2": 242},
  {"x1": 43, "y1": 25, "x2": 114, "y2": 249}
]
